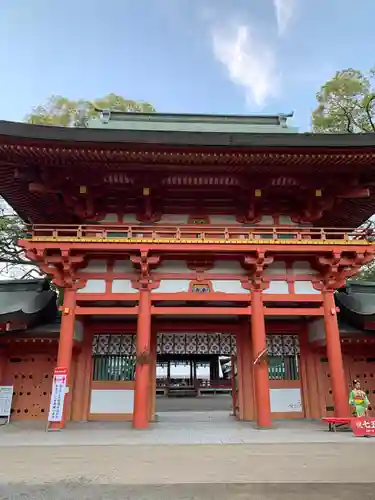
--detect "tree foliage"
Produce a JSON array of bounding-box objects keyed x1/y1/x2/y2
[
  {"x1": 0, "y1": 93, "x2": 155, "y2": 279},
  {"x1": 0, "y1": 201, "x2": 41, "y2": 279},
  {"x1": 25, "y1": 93, "x2": 155, "y2": 127},
  {"x1": 312, "y1": 68, "x2": 375, "y2": 133}
]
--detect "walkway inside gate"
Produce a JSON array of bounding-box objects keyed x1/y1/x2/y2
[{"x1": 155, "y1": 332, "x2": 236, "y2": 420}]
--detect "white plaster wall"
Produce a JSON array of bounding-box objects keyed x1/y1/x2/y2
[
  {"x1": 264, "y1": 261, "x2": 287, "y2": 275},
  {"x1": 158, "y1": 214, "x2": 189, "y2": 224},
  {"x1": 113, "y1": 260, "x2": 134, "y2": 273},
  {"x1": 80, "y1": 259, "x2": 108, "y2": 273},
  {"x1": 99, "y1": 213, "x2": 118, "y2": 223},
  {"x1": 294, "y1": 281, "x2": 320, "y2": 294},
  {"x1": 156, "y1": 260, "x2": 190, "y2": 273},
  {"x1": 112, "y1": 279, "x2": 138, "y2": 293},
  {"x1": 270, "y1": 388, "x2": 302, "y2": 413},
  {"x1": 78, "y1": 279, "x2": 106, "y2": 294},
  {"x1": 279, "y1": 215, "x2": 296, "y2": 225},
  {"x1": 90, "y1": 390, "x2": 134, "y2": 414},
  {"x1": 210, "y1": 215, "x2": 239, "y2": 225},
  {"x1": 122, "y1": 214, "x2": 139, "y2": 224},
  {"x1": 263, "y1": 281, "x2": 289, "y2": 294},
  {"x1": 258, "y1": 215, "x2": 274, "y2": 225},
  {"x1": 308, "y1": 318, "x2": 325, "y2": 343},
  {"x1": 206, "y1": 261, "x2": 245, "y2": 274},
  {"x1": 211, "y1": 280, "x2": 250, "y2": 293},
  {"x1": 292, "y1": 261, "x2": 318, "y2": 275},
  {"x1": 154, "y1": 279, "x2": 190, "y2": 293}
]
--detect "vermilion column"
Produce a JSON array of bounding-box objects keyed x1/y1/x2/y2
[
  {"x1": 50, "y1": 287, "x2": 76, "y2": 429},
  {"x1": 251, "y1": 289, "x2": 272, "y2": 428},
  {"x1": 323, "y1": 290, "x2": 348, "y2": 417},
  {"x1": 133, "y1": 289, "x2": 152, "y2": 429}
]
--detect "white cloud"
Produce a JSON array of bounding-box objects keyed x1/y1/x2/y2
[
  {"x1": 273, "y1": 0, "x2": 298, "y2": 35},
  {"x1": 211, "y1": 23, "x2": 279, "y2": 107}
]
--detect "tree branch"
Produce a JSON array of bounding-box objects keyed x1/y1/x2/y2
[{"x1": 364, "y1": 94, "x2": 375, "y2": 132}]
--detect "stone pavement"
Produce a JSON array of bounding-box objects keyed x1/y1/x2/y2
[
  {"x1": 1, "y1": 413, "x2": 374, "y2": 499},
  {"x1": 0, "y1": 411, "x2": 372, "y2": 446}
]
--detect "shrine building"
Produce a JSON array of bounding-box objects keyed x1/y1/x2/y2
[{"x1": 0, "y1": 111, "x2": 375, "y2": 429}]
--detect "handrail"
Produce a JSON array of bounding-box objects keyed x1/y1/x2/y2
[{"x1": 25, "y1": 224, "x2": 373, "y2": 242}]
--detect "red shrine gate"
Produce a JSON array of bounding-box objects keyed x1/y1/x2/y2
[{"x1": 0, "y1": 115, "x2": 374, "y2": 429}]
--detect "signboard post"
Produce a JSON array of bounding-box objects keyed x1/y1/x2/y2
[
  {"x1": 47, "y1": 367, "x2": 67, "y2": 431},
  {"x1": 351, "y1": 417, "x2": 375, "y2": 437},
  {"x1": 0, "y1": 386, "x2": 13, "y2": 424}
]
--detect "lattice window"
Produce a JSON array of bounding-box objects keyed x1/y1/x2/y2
[
  {"x1": 92, "y1": 334, "x2": 136, "y2": 381},
  {"x1": 92, "y1": 355, "x2": 136, "y2": 381},
  {"x1": 92, "y1": 334, "x2": 136, "y2": 355},
  {"x1": 267, "y1": 335, "x2": 300, "y2": 381},
  {"x1": 157, "y1": 333, "x2": 236, "y2": 355}
]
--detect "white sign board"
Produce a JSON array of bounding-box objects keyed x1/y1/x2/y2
[
  {"x1": 270, "y1": 388, "x2": 303, "y2": 413},
  {"x1": 48, "y1": 368, "x2": 67, "y2": 423},
  {"x1": 0, "y1": 386, "x2": 13, "y2": 422}
]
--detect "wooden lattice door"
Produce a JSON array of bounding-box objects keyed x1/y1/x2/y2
[
  {"x1": 5, "y1": 353, "x2": 57, "y2": 420},
  {"x1": 348, "y1": 356, "x2": 375, "y2": 412},
  {"x1": 319, "y1": 353, "x2": 352, "y2": 416}
]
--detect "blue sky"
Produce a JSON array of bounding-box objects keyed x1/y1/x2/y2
[{"x1": 0, "y1": 0, "x2": 374, "y2": 131}]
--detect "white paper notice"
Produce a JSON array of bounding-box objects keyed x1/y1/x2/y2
[
  {"x1": 48, "y1": 368, "x2": 67, "y2": 423},
  {"x1": 0, "y1": 386, "x2": 13, "y2": 420}
]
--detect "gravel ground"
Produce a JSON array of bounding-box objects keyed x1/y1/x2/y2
[
  {"x1": 0, "y1": 482, "x2": 374, "y2": 500},
  {"x1": 0, "y1": 443, "x2": 375, "y2": 499}
]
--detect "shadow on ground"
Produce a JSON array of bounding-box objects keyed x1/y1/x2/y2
[{"x1": 0, "y1": 482, "x2": 374, "y2": 500}]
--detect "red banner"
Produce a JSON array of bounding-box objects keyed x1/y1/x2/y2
[{"x1": 351, "y1": 417, "x2": 375, "y2": 437}]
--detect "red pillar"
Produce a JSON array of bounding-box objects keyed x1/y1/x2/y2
[
  {"x1": 251, "y1": 289, "x2": 272, "y2": 428},
  {"x1": 133, "y1": 289, "x2": 151, "y2": 429},
  {"x1": 50, "y1": 288, "x2": 76, "y2": 429},
  {"x1": 323, "y1": 290, "x2": 348, "y2": 417},
  {"x1": 0, "y1": 347, "x2": 6, "y2": 384}
]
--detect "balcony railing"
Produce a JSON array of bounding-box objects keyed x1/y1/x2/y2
[{"x1": 24, "y1": 224, "x2": 373, "y2": 244}]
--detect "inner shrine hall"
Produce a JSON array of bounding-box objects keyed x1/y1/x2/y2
[{"x1": 0, "y1": 110, "x2": 375, "y2": 429}]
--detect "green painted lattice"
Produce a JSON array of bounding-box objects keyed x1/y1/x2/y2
[
  {"x1": 268, "y1": 355, "x2": 299, "y2": 381},
  {"x1": 92, "y1": 355, "x2": 136, "y2": 381}
]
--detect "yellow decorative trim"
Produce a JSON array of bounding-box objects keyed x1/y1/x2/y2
[{"x1": 28, "y1": 236, "x2": 370, "y2": 245}]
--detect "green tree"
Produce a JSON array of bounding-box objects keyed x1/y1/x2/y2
[
  {"x1": 0, "y1": 201, "x2": 41, "y2": 278},
  {"x1": 0, "y1": 93, "x2": 155, "y2": 279},
  {"x1": 312, "y1": 68, "x2": 375, "y2": 133},
  {"x1": 25, "y1": 93, "x2": 155, "y2": 127}
]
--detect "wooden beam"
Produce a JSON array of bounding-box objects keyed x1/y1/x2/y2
[
  {"x1": 76, "y1": 293, "x2": 139, "y2": 301},
  {"x1": 262, "y1": 294, "x2": 323, "y2": 302},
  {"x1": 150, "y1": 293, "x2": 250, "y2": 302},
  {"x1": 21, "y1": 241, "x2": 373, "y2": 255},
  {"x1": 338, "y1": 188, "x2": 370, "y2": 199},
  {"x1": 75, "y1": 306, "x2": 138, "y2": 315},
  {"x1": 264, "y1": 307, "x2": 324, "y2": 316},
  {"x1": 151, "y1": 306, "x2": 251, "y2": 315}
]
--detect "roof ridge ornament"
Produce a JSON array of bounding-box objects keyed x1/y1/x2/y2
[{"x1": 100, "y1": 109, "x2": 111, "y2": 124}]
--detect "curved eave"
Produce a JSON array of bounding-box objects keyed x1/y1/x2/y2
[
  {"x1": 0, "y1": 290, "x2": 57, "y2": 326},
  {"x1": 335, "y1": 292, "x2": 375, "y2": 332},
  {"x1": 0, "y1": 120, "x2": 375, "y2": 225},
  {"x1": 0, "y1": 119, "x2": 375, "y2": 148}
]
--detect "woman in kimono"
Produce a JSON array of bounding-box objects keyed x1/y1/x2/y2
[{"x1": 349, "y1": 379, "x2": 370, "y2": 417}]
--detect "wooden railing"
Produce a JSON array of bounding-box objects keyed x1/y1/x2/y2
[{"x1": 25, "y1": 224, "x2": 373, "y2": 243}]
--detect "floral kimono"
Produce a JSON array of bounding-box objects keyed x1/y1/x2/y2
[{"x1": 349, "y1": 389, "x2": 370, "y2": 417}]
